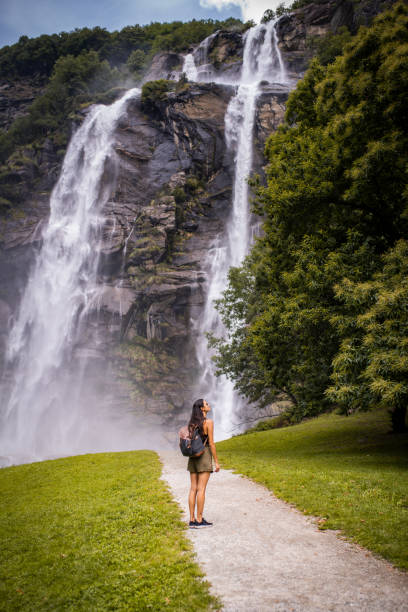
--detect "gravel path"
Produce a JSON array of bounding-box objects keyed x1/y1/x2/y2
[{"x1": 160, "y1": 451, "x2": 408, "y2": 612}]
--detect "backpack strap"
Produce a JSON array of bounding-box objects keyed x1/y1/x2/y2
[{"x1": 202, "y1": 418, "x2": 209, "y2": 446}]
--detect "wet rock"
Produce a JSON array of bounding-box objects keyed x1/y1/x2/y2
[
  {"x1": 182, "y1": 220, "x2": 199, "y2": 232},
  {"x1": 143, "y1": 52, "x2": 184, "y2": 82},
  {"x1": 204, "y1": 30, "x2": 244, "y2": 67},
  {"x1": 93, "y1": 286, "x2": 135, "y2": 316},
  {"x1": 255, "y1": 90, "x2": 288, "y2": 146},
  {"x1": 168, "y1": 171, "x2": 186, "y2": 190}
]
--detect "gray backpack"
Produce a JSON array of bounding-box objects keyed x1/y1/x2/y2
[{"x1": 179, "y1": 425, "x2": 206, "y2": 457}]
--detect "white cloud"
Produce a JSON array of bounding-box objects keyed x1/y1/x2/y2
[{"x1": 199, "y1": 0, "x2": 284, "y2": 23}]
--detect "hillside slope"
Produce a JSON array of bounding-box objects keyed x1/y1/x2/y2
[{"x1": 217, "y1": 410, "x2": 408, "y2": 569}]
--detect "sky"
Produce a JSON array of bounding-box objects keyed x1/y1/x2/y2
[{"x1": 0, "y1": 0, "x2": 286, "y2": 49}]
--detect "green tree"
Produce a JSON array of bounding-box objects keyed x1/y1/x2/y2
[
  {"x1": 261, "y1": 9, "x2": 275, "y2": 23},
  {"x1": 212, "y1": 2, "x2": 408, "y2": 426},
  {"x1": 0, "y1": 18, "x2": 244, "y2": 79},
  {"x1": 127, "y1": 49, "x2": 146, "y2": 74},
  {"x1": 276, "y1": 3, "x2": 289, "y2": 17},
  {"x1": 307, "y1": 26, "x2": 353, "y2": 65},
  {"x1": 0, "y1": 50, "x2": 121, "y2": 162},
  {"x1": 213, "y1": 231, "x2": 377, "y2": 419},
  {"x1": 328, "y1": 240, "x2": 408, "y2": 433}
]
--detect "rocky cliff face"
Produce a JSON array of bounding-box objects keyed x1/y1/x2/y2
[
  {"x1": 277, "y1": 0, "x2": 398, "y2": 73},
  {"x1": 0, "y1": 76, "x2": 285, "y2": 431},
  {"x1": 101, "y1": 83, "x2": 236, "y2": 427},
  {"x1": 277, "y1": 0, "x2": 354, "y2": 73}
]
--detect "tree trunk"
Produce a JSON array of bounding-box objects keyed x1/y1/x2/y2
[{"x1": 390, "y1": 403, "x2": 407, "y2": 433}]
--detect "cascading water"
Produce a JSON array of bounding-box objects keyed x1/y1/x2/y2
[
  {"x1": 0, "y1": 89, "x2": 141, "y2": 464},
  {"x1": 182, "y1": 32, "x2": 219, "y2": 83},
  {"x1": 193, "y1": 20, "x2": 288, "y2": 439},
  {"x1": 182, "y1": 53, "x2": 198, "y2": 82}
]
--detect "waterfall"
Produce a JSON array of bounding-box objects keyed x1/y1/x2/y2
[
  {"x1": 182, "y1": 32, "x2": 219, "y2": 84},
  {"x1": 0, "y1": 89, "x2": 141, "y2": 464},
  {"x1": 194, "y1": 21, "x2": 287, "y2": 439},
  {"x1": 194, "y1": 32, "x2": 217, "y2": 66},
  {"x1": 226, "y1": 20, "x2": 287, "y2": 262},
  {"x1": 182, "y1": 53, "x2": 198, "y2": 82}
]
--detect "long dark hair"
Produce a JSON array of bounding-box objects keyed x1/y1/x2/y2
[{"x1": 188, "y1": 399, "x2": 205, "y2": 437}]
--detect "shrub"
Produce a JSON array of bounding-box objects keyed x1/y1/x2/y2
[{"x1": 141, "y1": 79, "x2": 174, "y2": 113}]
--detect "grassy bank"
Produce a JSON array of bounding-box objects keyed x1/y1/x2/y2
[
  {"x1": 217, "y1": 410, "x2": 408, "y2": 570},
  {"x1": 0, "y1": 451, "x2": 218, "y2": 611}
]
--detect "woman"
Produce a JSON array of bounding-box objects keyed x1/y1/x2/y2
[{"x1": 187, "y1": 398, "x2": 220, "y2": 528}]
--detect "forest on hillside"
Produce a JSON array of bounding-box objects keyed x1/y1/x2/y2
[
  {"x1": 211, "y1": 2, "x2": 408, "y2": 433},
  {"x1": 0, "y1": 17, "x2": 245, "y2": 168}
]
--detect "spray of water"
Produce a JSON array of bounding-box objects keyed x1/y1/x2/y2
[
  {"x1": 0, "y1": 89, "x2": 145, "y2": 464},
  {"x1": 192, "y1": 21, "x2": 288, "y2": 439}
]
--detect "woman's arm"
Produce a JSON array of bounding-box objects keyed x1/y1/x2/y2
[{"x1": 206, "y1": 419, "x2": 220, "y2": 472}]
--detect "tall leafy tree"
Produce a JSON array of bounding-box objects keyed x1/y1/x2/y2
[
  {"x1": 212, "y1": 2, "x2": 408, "y2": 429},
  {"x1": 328, "y1": 240, "x2": 408, "y2": 432}
]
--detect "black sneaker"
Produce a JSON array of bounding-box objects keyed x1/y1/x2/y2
[
  {"x1": 189, "y1": 520, "x2": 198, "y2": 528},
  {"x1": 196, "y1": 518, "x2": 213, "y2": 527}
]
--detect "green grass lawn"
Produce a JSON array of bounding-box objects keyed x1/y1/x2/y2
[
  {"x1": 217, "y1": 410, "x2": 408, "y2": 570},
  {"x1": 0, "y1": 451, "x2": 219, "y2": 611}
]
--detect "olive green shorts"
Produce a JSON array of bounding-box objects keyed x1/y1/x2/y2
[{"x1": 187, "y1": 446, "x2": 213, "y2": 473}]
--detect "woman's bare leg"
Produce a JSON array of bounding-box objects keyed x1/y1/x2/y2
[
  {"x1": 196, "y1": 471, "x2": 211, "y2": 522},
  {"x1": 188, "y1": 473, "x2": 198, "y2": 521}
]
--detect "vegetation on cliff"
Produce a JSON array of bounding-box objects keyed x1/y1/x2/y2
[
  {"x1": 141, "y1": 79, "x2": 176, "y2": 113},
  {"x1": 291, "y1": 0, "x2": 395, "y2": 11},
  {"x1": 0, "y1": 18, "x2": 243, "y2": 79},
  {"x1": 212, "y1": 2, "x2": 408, "y2": 432},
  {"x1": 307, "y1": 25, "x2": 352, "y2": 65},
  {"x1": 0, "y1": 51, "x2": 122, "y2": 162}
]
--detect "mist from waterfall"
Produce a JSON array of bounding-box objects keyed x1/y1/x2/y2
[
  {"x1": 192, "y1": 21, "x2": 288, "y2": 439},
  {"x1": 0, "y1": 89, "x2": 145, "y2": 465}
]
